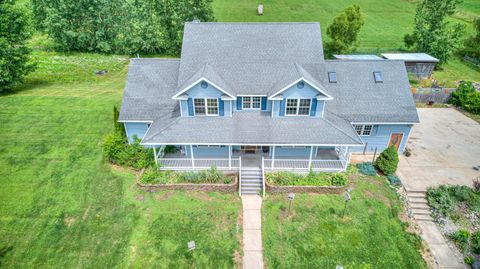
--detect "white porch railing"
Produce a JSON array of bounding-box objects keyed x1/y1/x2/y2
[
  {"x1": 158, "y1": 158, "x2": 240, "y2": 171},
  {"x1": 263, "y1": 159, "x2": 346, "y2": 172}
]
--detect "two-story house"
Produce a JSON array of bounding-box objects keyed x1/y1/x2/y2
[{"x1": 119, "y1": 22, "x2": 419, "y2": 181}]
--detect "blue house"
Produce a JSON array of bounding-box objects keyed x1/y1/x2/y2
[{"x1": 119, "y1": 22, "x2": 419, "y2": 193}]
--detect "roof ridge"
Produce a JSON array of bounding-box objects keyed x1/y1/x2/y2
[{"x1": 323, "y1": 111, "x2": 363, "y2": 144}]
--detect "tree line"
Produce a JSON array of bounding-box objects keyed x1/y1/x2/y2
[{"x1": 31, "y1": 0, "x2": 215, "y2": 55}]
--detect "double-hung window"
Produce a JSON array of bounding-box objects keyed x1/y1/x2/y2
[
  {"x1": 285, "y1": 98, "x2": 311, "y2": 116},
  {"x1": 194, "y1": 98, "x2": 218, "y2": 116},
  {"x1": 242, "y1": 96, "x2": 261, "y2": 109},
  {"x1": 354, "y1": 124, "x2": 373, "y2": 136}
]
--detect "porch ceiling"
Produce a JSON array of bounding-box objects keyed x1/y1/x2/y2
[{"x1": 141, "y1": 111, "x2": 363, "y2": 146}]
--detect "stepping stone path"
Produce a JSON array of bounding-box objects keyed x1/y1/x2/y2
[{"x1": 241, "y1": 195, "x2": 264, "y2": 269}]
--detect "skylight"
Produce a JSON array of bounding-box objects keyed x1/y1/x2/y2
[
  {"x1": 328, "y1": 72, "x2": 337, "y2": 83},
  {"x1": 373, "y1": 71, "x2": 383, "y2": 83}
]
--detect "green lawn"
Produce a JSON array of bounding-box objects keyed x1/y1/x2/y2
[
  {"x1": 263, "y1": 172, "x2": 426, "y2": 269},
  {"x1": 0, "y1": 51, "x2": 241, "y2": 268},
  {"x1": 213, "y1": 0, "x2": 480, "y2": 86}
]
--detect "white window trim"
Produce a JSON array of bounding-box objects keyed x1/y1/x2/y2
[
  {"x1": 242, "y1": 96, "x2": 262, "y2": 110},
  {"x1": 196, "y1": 145, "x2": 221, "y2": 148},
  {"x1": 354, "y1": 124, "x2": 373, "y2": 136},
  {"x1": 284, "y1": 98, "x2": 312, "y2": 116},
  {"x1": 193, "y1": 98, "x2": 219, "y2": 116}
]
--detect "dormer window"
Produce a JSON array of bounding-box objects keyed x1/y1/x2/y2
[
  {"x1": 285, "y1": 98, "x2": 311, "y2": 116},
  {"x1": 373, "y1": 71, "x2": 383, "y2": 83},
  {"x1": 194, "y1": 98, "x2": 218, "y2": 116},
  {"x1": 328, "y1": 72, "x2": 337, "y2": 83}
]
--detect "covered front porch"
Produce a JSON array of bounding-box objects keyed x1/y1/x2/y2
[{"x1": 153, "y1": 145, "x2": 351, "y2": 172}]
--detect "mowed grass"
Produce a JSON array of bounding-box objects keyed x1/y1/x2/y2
[
  {"x1": 0, "y1": 52, "x2": 241, "y2": 268},
  {"x1": 213, "y1": 0, "x2": 480, "y2": 85},
  {"x1": 263, "y1": 174, "x2": 426, "y2": 269}
]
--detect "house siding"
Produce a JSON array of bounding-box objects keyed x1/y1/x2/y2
[
  {"x1": 124, "y1": 122, "x2": 149, "y2": 143},
  {"x1": 184, "y1": 145, "x2": 229, "y2": 157},
  {"x1": 350, "y1": 124, "x2": 413, "y2": 153},
  {"x1": 183, "y1": 81, "x2": 227, "y2": 116}
]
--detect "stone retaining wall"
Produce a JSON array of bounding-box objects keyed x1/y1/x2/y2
[
  {"x1": 265, "y1": 182, "x2": 347, "y2": 194},
  {"x1": 135, "y1": 169, "x2": 239, "y2": 193}
]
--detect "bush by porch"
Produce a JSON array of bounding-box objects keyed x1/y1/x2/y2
[
  {"x1": 265, "y1": 169, "x2": 349, "y2": 187},
  {"x1": 139, "y1": 166, "x2": 235, "y2": 185}
]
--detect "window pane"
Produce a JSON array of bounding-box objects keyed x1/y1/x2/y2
[
  {"x1": 362, "y1": 125, "x2": 373, "y2": 135},
  {"x1": 194, "y1": 99, "x2": 205, "y2": 115},
  {"x1": 298, "y1": 99, "x2": 311, "y2": 115},
  {"x1": 207, "y1": 98, "x2": 218, "y2": 115},
  {"x1": 252, "y1": 96, "x2": 261, "y2": 109},
  {"x1": 285, "y1": 99, "x2": 298, "y2": 115},
  {"x1": 354, "y1": 125, "x2": 363, "y2": 135},
  {"x1": 243, "y1": 96, "x2": 251, "y2": 109},
  {"x1": 328, "y1": 72, "x2": 337, "y2": 83}
]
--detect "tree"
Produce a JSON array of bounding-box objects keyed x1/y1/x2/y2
[
  {"x1": 449, "y1": 81, "x2": 480, "y2": 114},
  {"x1": 0, "y1": 0, "x2": 36, "y2": 92},
  {"x1": 325, "y1": 5, "x2": 364, "y2": 55},
  {"x1": 31, "y1": 0, "x2": 215, "y2": 55},
  {"x1": 375, "y1": 146, "x2": 399, "y2": 175},
  {"x1": 404, "y1": 0, "x2": 465, "y2": 66},
  {"x1": 463, "y1": 18, "x2": 480, "y2": 58}
]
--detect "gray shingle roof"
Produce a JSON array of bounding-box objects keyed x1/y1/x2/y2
[
  {"x1": 118, "y1": 58, "x2": 180, "y2": 122},
  {"x1": 381, "y1": 53, "x2": 439, "y2": 63},
  {"x1": 178, "y1": 22, "x2": 325, "y2": 95},
  {"x1": 142, "y1": 111, "x2": 363, "y2": 145}
]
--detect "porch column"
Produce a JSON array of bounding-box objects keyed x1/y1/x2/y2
[
  {"x1": 153, "y1": 147, "x2": 158, "y2": 167},
  {"x1": 190, "y1": 145, "x2": 195, "y2": 169},
  {"x1": 228, "y1": 145, "x2": 232, "y2": 169},
  {"x1": 271, "y1": 146, "x2": 275, "y2": 169},
  {"x1": 308, "y1": 146, "x2": 314, "y2": 169}
]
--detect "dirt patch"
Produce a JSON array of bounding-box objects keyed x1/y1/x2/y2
[
  {"x1": 82, "y1": 206, "x2": 91, "y2": 220},
  {"x1": 136, "y1": 195, "x2": 145, "y2": 201},
  {"x1": 64, "y1": 216, "x2": 76, "y2": 227},
  {"x1": 155, "y1": 191, "x2": 175, "y2": 201},
  {"x1": 188, "y1": 191, "x2": 215, "y2": 201}
]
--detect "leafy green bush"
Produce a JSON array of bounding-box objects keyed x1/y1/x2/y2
[
  {"x1": 387, "y1": 174, "x2": 401, "y2": 186},
  {"x1": 266, "y1": 171, "x2": 347, "y2": 186},
  {"x1": 450, "y1": 81, "x2": 480, "y2": 114},
  {"x1": 139, "y1": 166, "x2": 233, "y2": 185},
  {"x1": 449, "y1": 230, "x2": 470, "y2": 252},
  {"x1": 103, "y1": 133, "x2": 154, "y2": 169},
  {"x1": 472, "y1": 231, "x2": 480, "y2": 254},
  {"x1": 427, "y1": 185, "x2": 455, "y2": 216},
  {"x1": 356, "y1": 162, "x2": 376, "y2": 176},
  {"x1": 464, "y1": 256, "x2": 474, "y2": 265},
  {"x1": 375, "y1": 146, "x2": 399, "y2": 175}
]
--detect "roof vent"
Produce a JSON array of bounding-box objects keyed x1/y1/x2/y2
[
  {"x1": 373, "y1": 71, "x2": 383, "y2": 83},
  {"x1": 328, "y1": 72, "x2": 337, "y2": 83},
  {"x1": 201, "y1": 81, "x2": 208, "y2": 88},
  {"x1": 297, "y1": 81, "x2": 304, "y2": 89}
]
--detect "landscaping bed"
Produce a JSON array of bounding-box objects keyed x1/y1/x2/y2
[
  {"x1": 265, "y1": 170, "x2": 349, "y2": 194},
  {"x1": 136, "y1": 167, "x2": 238, "y2": 193},
  {"x1": 427, "y1": 184, "x2": 480, "y2": 266}
]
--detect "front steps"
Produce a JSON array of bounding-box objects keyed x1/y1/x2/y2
[
  {"x1": 406, "y1": 190, "x2": 433, "y2": 221},
  {"x1": 241, "y1": 167, "x2": 263, "y2": 195}
]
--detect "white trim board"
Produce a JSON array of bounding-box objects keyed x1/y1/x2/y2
[
  {"x1": 172, "y1": 78, "x2": 236, "y2": 100},
  {"x1": 268, "y1": 78, "x2": 333, "y2": 100},
  {"x1": 142, "y1": 142, "x2": 364, "y2": 147}
]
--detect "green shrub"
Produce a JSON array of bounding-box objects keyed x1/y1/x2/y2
[
  {"x1": 387, "y1": 174, "x2": 401, "y2": 186},
  {"x1": 472, "y1": 231, "x2": 480, "y2": 254},
  {"x1": 450, "y1": 81, "x2": 480, "y2": 114},
  {"x1": 449, "y1": 230, "x2": 470, "y2": 252},
  {"x1": 266, "y1": 171, "x2": 347, "y2": 186},
  {"x1": 427, "y1": 186, "x2": 455, "y2": 216},
  {"x1": 331, "y1": 173, "x2": 347, "y2": 186},
  {"x1": 139, "y1": 167, "x2": 232, "y2": 185},
  {"x1": 102, "y1": 133, "x2": 154, "y2": 169},
  {"x1": 375, "y1": 146, "x2": 399, "y2": 175},
  {"x1": 163, "y1": 145, "x2": 177, "y2": 154},
  {"x1": 356, "y1": 162, "x2": 376, "y2": 176},
  {"x1": 465, "y1": 256, "x2": 474, "y2": 265},
  {"x1": 103, "y1": 132, "x2": 126, "y2": 164}
]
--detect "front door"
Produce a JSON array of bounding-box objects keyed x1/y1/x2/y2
[
  {"x1": 241, "y1": 146, "x2": 257, "y2": 154},
  {"x1": 388, "y1": 133, "x2": 403, "y2": 150}
]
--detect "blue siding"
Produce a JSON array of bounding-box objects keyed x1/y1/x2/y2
[
  {"x1": 185, "y1": 81, "x2": 223, "y2": 99},
  {"x1": 224, "y1": 100, "x2": 232, "y2": 117},
  {"x1": 180, "y1": 100, "x2": 188, "y2": 116},
  {"x1": 184, "y1": 146, "x2": 229, "y2": 157},
  {"x1": 124, "y1": 122, "x2": 149, "y2": 143},
  {"x1": 316, "y1": 101, "x2": 325, "y2": 117},
  {"x1": 279, "y1": 99, "x2": 285, "y2": 116},
  {"x1": 261, "y1": 97, "x2": 267, "y2": 110},
  {"x1": 350, "y1": 124, "x2": 413, "y2": 153},
  {"x1": 274, "y1": 147, "x2": 312, "y2": 157},
  {"x1": 266, "y1": 99, "x2": 273, "y2": 112},
  {"x1": 187, "y1": 98, "x2": 194, "y2": 116}
]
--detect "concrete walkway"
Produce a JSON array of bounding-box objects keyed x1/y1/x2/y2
[{"x1": 241, "y1": 195, "x2": 263, "y2": 269}]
